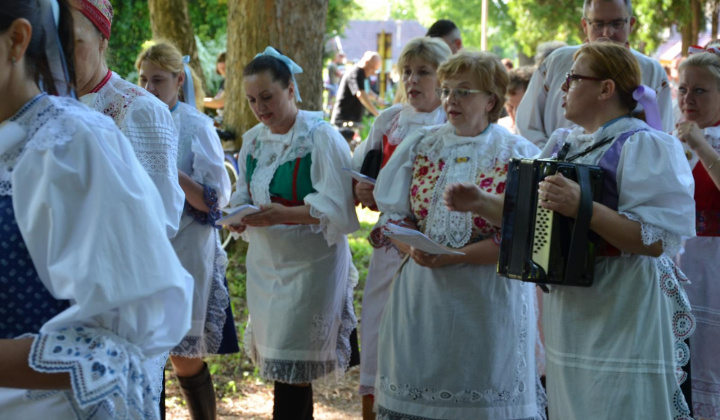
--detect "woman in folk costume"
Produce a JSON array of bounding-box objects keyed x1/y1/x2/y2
[
  {"x1": 350, "y1": 36, "x2": 451, "y2": 420},
  {"x1": 70, "y1": 0, "x2": 184, "y2": 238},
  {"x1": 446, "y1": 41, "x2": 696, "y2": 419},
  {"x1": 226, "y1": 48, "x2": 359, "y2": 420},
  {"x1": 675, "y1": 45, "x2": 720, "y2": 420},
  {"x1": 136, "y1": 42, "x2": 238, "y2": 420},
  {"x1": 0, "y1": 1, "x2": 193, "y2": 419},
  {"x1": 372, "y1": 50, "x2": 545, "y2": 420}
]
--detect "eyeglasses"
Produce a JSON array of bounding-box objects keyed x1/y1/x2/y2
[
  {"x1": 435, "y1": 87, "x2": 484, "y2": 100},
  {"x1": 585, "y1": 17, "x2": 629, "y2": 33},
  {"x1": 564, "y1": 73, "x2": 606, "y2": 90}
]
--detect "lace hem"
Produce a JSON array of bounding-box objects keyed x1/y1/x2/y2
[
  {"x1": 308, "y1": 205, "x2": 344, "y2": 247},
  {"x1": 171, "y1": 239, "x2": 229, "y2": 357},
  {"x1": 243, "y1": 256, "x2": 358, "y2": 383},
  {"x1": 185, "y1": 184, "x2": 222, "y2": 226},
  {"x1": 619, "y1": 211, "x2": 682, "y2": 256},
  {"x1": 26, "y1": 326, "x2": 163, "y2": 420},
  {"x1": 377, "y1": 406, "x2": 545, "y2": 420},
  {"x1": 359, "y1": 385, "x2": 375, "y2": 396}
]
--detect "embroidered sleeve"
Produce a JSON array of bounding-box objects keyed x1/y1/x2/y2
[
  {"x1": 186, "y1": 184, "x2": 221, "y2": 225},
  {"x1": 28, "y1": 326, "x2": 165, "y2": 420}
]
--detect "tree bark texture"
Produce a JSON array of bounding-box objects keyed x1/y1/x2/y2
[
  {"x1": 148, "y1": 0, "x2": 206, "y2": 91},
  {"x1": 225, "y1": 0, "x2": 329, "y2": 146},
  {"x1": 712, "y1": 0, "x2": 720, "y2": 40}
]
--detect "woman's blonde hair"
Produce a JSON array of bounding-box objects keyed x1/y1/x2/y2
[
  {"x1": 135, "y1": 41, "x2": 205, "y2": 109},
  {"x1": 679, "y1": 52, "x2": 720, "y2": 90},
  {"x1": 573, "y1": 42, "x2": 641, "y2": 112},
  {"x1": 437, "y1": 50, "x2": 508, "y2": 123},
  {"x1": 397, "y1": 36, "x2": 452, "y2": 71}
]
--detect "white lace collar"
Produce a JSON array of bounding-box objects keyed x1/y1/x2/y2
[
  {"x1": 250, "y1": 110, "x2": 323, "y2": 146},
  {"x1": 566, "y1": 117, "x2": 648, "y2": 152},
  {"x1": 387, "y1": 105, "x2": 446, "y2": 146}
]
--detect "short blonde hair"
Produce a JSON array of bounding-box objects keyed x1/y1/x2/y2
[
  {"x1": 135, "y1": 41, "x2": 205, "y2": 109},
  {"x1": 437, "y1": 50, "x2": 508, "y2": 123},
  {"x1": 679, "y1": 52, "x2": 720, "y2": 90},
  {"x1": 397, "y1": 37, "x2": 452, "y2": 71},
  {"x1": 573, "y1": 42, "x2": 641, "y2": 112}
]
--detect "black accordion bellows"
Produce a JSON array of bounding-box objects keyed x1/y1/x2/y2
[{"x1": 498, "y1": 158, "x2": 603, "y2": 287}]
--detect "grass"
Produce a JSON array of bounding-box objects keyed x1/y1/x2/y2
[{"x1": 166, "y1": 206, "x2": 379, "y2": 406}]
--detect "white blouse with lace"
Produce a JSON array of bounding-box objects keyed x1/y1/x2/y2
[
  {"x1": 539, "y1": 117, "x2": 697, "y2": 420},
  {"x1": 169, "y1": 102, "x2": 232, "y2": 358},
  {"x1": 229, "y1": 110, "x2": 359, "y2": 383},
  {"x1": 0, "y1": 94, "x2": 193, "y2": 420},
  {"x1": 79, "y1": 71, "x2": 184, "y2": 238}
]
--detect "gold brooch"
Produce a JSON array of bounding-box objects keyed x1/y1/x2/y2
[{"x1": 455, "y1": 157, "x2": 470, "y2": 163}]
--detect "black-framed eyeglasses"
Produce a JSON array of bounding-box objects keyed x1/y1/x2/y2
[
  {"x1": 585, "y1": 17, "x2": 629, "y2": 32},
  {"x1": 435, "y1": 87, "x2": 484, "y2": 100},
  {"x1": 564, "y1": 73, "x2": 606, "y2": 90}
]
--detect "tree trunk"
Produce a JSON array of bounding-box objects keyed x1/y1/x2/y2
[
  {"x1": 691, "y1": 0, "x2": 702, "y2": 46},
  {"x1": 682, "y1": 23, "x2": 692, "y2": 57},
  {"x1": 225, "y1": 0, "x2": 329, "y2": 146},
  {"x1": 713, "y1": 0, "x2": 720, "y2": 40},
  {"x1": 148, "y1": 0, "x2": 206, "y2": 91}
]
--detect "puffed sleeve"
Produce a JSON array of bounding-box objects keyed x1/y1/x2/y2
[
  {"x1": 189, "y1": 115, "x2": 232, "y2": 209},
  {"x1": 615, "y1": 130, "x2": 696, "y2": 255},
  {"x1": 121, "y1": 97, "x2": 185, "y2": 238},
  {"x1": 374, "y1": 127, "x2": 426, "y2": 224},
  {"x1": 516, "y1": 61, "x2": 550, "y2": 147},
  {"x1": 306, "y1": 122, "x2": 361, "y2": 245},
  {"x1": 11, "y1": 117, "x2": 193, "y2": 418},
  {"x1": 351, "y1": 104, "x2": 404, "y2": 171}
]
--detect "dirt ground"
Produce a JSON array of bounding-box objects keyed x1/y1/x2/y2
[{"x1": 165, "y1": 365, "x2": 363, "y2": 419}]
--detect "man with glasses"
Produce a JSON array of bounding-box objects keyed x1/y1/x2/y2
[{"x1": 516, "y1": 0, "x2": 672, "y2": 147}]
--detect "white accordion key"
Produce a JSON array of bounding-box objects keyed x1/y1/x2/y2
[{"x1": 531, "y1": 200, "x2": 552, "y2": 274}]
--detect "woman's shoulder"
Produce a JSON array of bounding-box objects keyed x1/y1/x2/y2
[{"x1": 175, "y1": 102, "x2": 214, "y2": 133}]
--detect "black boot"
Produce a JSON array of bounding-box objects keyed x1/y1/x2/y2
[
  {"x1": 177, "y1": 362, "x2": 217, "y2": 420},
  {"x1": 273, "y1": 382, "x2": 313, "y2": 420}
]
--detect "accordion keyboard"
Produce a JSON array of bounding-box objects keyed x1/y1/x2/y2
[{"x1": 532, "y1": 200, "x2": 552, "y2": 274}]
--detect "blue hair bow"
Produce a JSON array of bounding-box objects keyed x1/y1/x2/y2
[
  {"x1": 255, "y1": 46, "x2": 303, "y2": 102},
  {"x1": 182, "y1": 55, "x2": 196, "y2": 109}
]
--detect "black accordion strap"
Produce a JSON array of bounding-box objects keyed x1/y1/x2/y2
[
  {"x1": 565, "y1": 165, "x2": 594, "y2": 283},
  {"x1": 565, "y1": 137, "x2": 613, "y2": 162}
]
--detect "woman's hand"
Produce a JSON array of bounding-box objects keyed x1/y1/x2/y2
[
  {"x1": 444, "y1": 183, "x2": 485, "y2": 213},
  {"x1": 676, "y1": 121, "x2": 706, "y2": 150},
  {"x1": 409, "y1": 248, "x2": 451, "y2": 268},
  {"x1": 226, "y1": 223, "x2": 247, "y2": 234},
  {"x1": 242, "y1": 203, "x2": 288, "y2": 227},
  {"x1": 355, "y1": 182, "x2": 376, "y2": 208},
  {"x1": 539, "y1": 173, "x2": 581, "y2": 218}
]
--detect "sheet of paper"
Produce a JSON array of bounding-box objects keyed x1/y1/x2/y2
[
  {"x1": 216, "y1": 204, "x2": 261, "y2": 226},
  {"x1": 342, "y1": 167, "x2": 376, "y2": 185},
  {"x1": 384, "y1": 223, "x2": 465, "y2": 256}
]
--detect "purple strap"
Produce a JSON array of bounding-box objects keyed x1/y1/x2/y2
[
  {"x1": 597, "y1": 128, "x2": 647, "y2": 210},
  {"x1": 633, "y1": 86, "x2": 662, "y2": 131}
]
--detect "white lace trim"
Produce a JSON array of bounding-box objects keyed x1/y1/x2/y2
[
  {"x1": 243, "y1": 258, "x2": 359, "y2": 384},
  {"x1": 244, "y1": 112, "x2": 323, "y2": 206},
  {"x1": 171, "y1": 237, "x2": 229, "y2": 357},
  {"x1": 418, "y1": 124, "x2": 518, "y2": 248},
  {"x1": 26, "y1": 326, "x2": 164, "y2": 420},
  {"x1": 387, "y1": 106, "x2": 445, "y2": 146},
  {"x1": 308, "y1": 205, "x2": 344, "y2": 246},
  {"x1": 0, "y1": 96, "x2": 116, "y2": 197},
  {"x1": 619, "y1": 211, "x2": 682, "y2": 257}
]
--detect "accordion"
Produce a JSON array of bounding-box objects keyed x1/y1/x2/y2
[{"x1": 498, "y1": 158, "x2": 603, "y2": 287}]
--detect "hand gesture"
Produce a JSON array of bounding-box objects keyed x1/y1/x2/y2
[
  {"x1": 355, "y1": 182, "x2": 376, "y2": 208},
  {"x1": 444, "y1": 183, "x2": 484, "y2": 213},
  {"x1": 676, "y1": 121, "x2": 706, "y2": 150},
  {"x1": 226, "y1": 223, "x2": 247, "y2": 234},
  {"x1": 242, "y1": 203, "x2": 287, "y2": 227},
  {"x1": 538, "y1": 173, "x2": 581, "y2": 218},
  {"x1": 409, "y1": 247, "x2": 449, "y2": 268}
]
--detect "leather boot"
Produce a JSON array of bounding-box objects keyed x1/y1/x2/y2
[
  {"x1": 177, "y1": 362, "x2": 217, "y2": 420},
  {"x1": 273, "y1": 382, "x2": 313, "y2": 420}
]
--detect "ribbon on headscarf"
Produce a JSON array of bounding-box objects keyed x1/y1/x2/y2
[
  {"x1": 181, "y1": 55, "x2": 196, "y2": 109},
  {"x1": 254, "y1": 46, "x2": 303, "y2": 102},
  {"x1": 688, "y1": 45, "x2": 720, "y2": 56},
  {"x1": 39, "y1": 0, "x2": 76, "y2": 98},
  {"x1": 632, "y1": 85, "x2": 661, "y2": 130}
]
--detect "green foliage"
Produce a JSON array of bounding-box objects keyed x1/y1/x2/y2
[
  {"x1": 327, "y1": 0, "x2": 362, "y2": 38},
  {"x1": 506, "y1": 0, "x2": 582, "y2": 58},
  {"x1": 108, "y1": 0, "x2": 152, "y2": 79}
]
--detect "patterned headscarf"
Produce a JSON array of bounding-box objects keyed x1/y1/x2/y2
[{"x1": 74, "y1": 0, "x2": 113, "y2": 39}]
